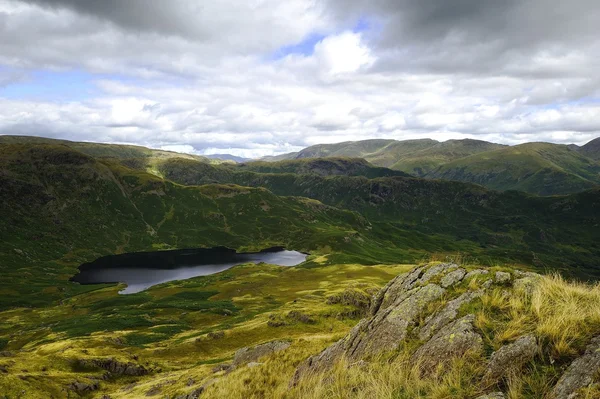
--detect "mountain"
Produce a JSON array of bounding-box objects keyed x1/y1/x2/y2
[
  {"x1": 2, "y1": 139, "x2": 600, "y2": 398},
  {"x1": 206, "y1": 153, "x2": 251, "y2": 163},
  {"x1": 388, "y1": 139, "x2": 506, "y2": 175},
  {"x1": 263, "y1": 137, "x2": 600, "y2": 195},
  {"x1": 235, "y1": 157, "x2": 411, "y2": 178},
  {"x1": 160, "y1": 157, "x2": 600, "y2": 275},
  {"x1": 0, "y1": 143, "x2": 367, "y2": 309},
  {"x1": 579, "y1": 137, "x2": 600, "y2": 160},
  {"x1": 0, "y1": 135, "x2": 211, "y2": 163},
  {"x1": 427, "y1": 142, "x2": 600, "y2": 195}
]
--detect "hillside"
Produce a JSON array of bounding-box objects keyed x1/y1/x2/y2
[
  {"x1": 0, "y1": 143, "x2": 368, "y2": 309},
  {"x1": 389, "y1": 139, "x2": 506, "y2": 175},
  {"x1": 427, "y1": 142, "x2": 600, "y2": 195},
  {"x1": 579, "y1": 137, "x2": 600, "y2": 160},
  {"x1": 160, "y1": 157, "x2": 600, "y2": 276},
  {"x1": 1, "y1": 140, "x2": 600, "y2": 398},
  {"x1": 236, "y1": 157, "x2": 411, "y2": 178}
]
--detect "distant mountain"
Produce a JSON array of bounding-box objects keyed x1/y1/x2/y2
[
  {"x1": 0, "y1": 135, "x2": 211, "y2": 163},
  {"x1": 579, "y1": 137, "x2": 600, "y2": 160},
  {"x1": 206, "y1": 153, "x2": 251, "y2": 163},
  {"x1": 426, "y1": 142, "x2": 600, "y2": 195},
  {"x1": 261, "y1": 138, "x2": 503, "y2": 171},
  {"x1": 236, "y1": 158, "x2": 411, "y2": 178}
]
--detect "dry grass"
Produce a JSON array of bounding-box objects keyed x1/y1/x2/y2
[{"x1": 201, "y1": 273, "x2": 600, "y2": 399}]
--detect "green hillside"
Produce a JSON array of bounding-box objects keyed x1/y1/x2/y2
[
  {"x1": 0, "y1": 143, "x2": 368, "y2": 309},
  {"x1": 160, "y1": 157, "x2": 600, "y2": 276},
  {"x1": 236, "y1": 157, "x2": 410, "y2": 178},
  {"x1": 427, "y1": 142, "x2": 600, "y2": 195},
  {"x1": 579, "y1": 137, "x2": 600, "y2": 160},
  {"x1": 389, "y1": 139, "x2": 505, "y2": 175}
]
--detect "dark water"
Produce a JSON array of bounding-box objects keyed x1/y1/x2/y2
[{"x1": 71, "y1": 247, "x2": 307, "y2": 294}]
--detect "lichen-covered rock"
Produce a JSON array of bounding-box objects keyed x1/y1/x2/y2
[
  {"x1": 552, "y1": 335, "x2": 600, "y2": 399},
  {"x1": 75, "y1": 358, "x2": 148, "y2": 376},
  {"x1": 514, "y1": 275, "x2": 542, "y2": 297},
  {"x1": 419, "y1": 263, "x2": 458, "y2": 284},
  {"x1": 233, "y1": 341, "x2": 290, "y2": 367},
  {"x1": 476, "y1": 393, "x2": 505, "y2": 399},
  {"x1": 417, "y1": 290, "x2": 483, "y2": 341},
  {"x1": 69, "y1": 381, "x2": 99, "y2": 393},
  {"x1": 411, "y1": 314, "x2": 483, "y2": 373},
  {"x1": 465, "y1": 269, "x2": 490, "y2": 280},
  {"x1": 440, "y1": 268, "x2": 467, "y2": 288},
  {"x1": 495, "y1": 271, "x2": 511, "y2": 284},
  {"x1": 483, "y1": 334, "x2": 537, "y2": 384}
]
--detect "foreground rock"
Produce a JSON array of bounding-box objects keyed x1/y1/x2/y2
[
  {"x1": 483, "y1": 334, "x2": 537, "y2": 384},
  {"x1": 411, "y1": 314, "x2": 483, "y2": 373},
  {"x1": 552, "y1": 335, "x2": 600, "y2": 399},
  {"x1": 75, "y1": 358, "x2": 149, "y2": 376},
  {"x1": 233, "y1": 340, "x2": 291, "y2": 367}
]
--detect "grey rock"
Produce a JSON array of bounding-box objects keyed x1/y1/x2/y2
[
  {"x1": 233, "y1": 340, "x2": 290, "y2": 367},
  {"x1": 476, "y1": 393, "x2": 506, "y2": 399},
  {"x1": 247, "y1": 362, "x2": 262, "y2": 368},
  {"x1": 418, "y1": 290, "x2": 483, "y2": 341},
  {"x1": 482, "y1": 279, "x2": 494, "y2": 289},
  {"x1": 465, "y1": 269, "x2": 490, "y2": 280},
  {"x1": 346, "y1": 284, "x2": 446, "y2": 359},
  {"x1": 514, "y1": 275, "x2": 542, "y2": 297},
  {"x1": 552, "y1": 335, "x2": 600, "y2": 399},
  {"x1": 483, "y1": 334, "x2": 537, "y2": 384},
  {"x1": 69, "y1": 381, "x2": 99, "y2": 393},
  {"x1": 495, "y1": 271, "x2": 511, "y2": 284},
  {"x1": 440, "y1": 268, "x2": 467, "y2": 288},
  {"x1": 411, "y1": 314, "x2": 483, "y2": 374},
  {"x1": 75, "y1": 358, "x2": 148, "y2": 376},
  {"x1": 419, "y1": 263, "x2": 458, "y2": 284}
]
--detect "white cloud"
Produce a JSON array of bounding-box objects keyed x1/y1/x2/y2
[{"x1": 0, "y1": 0, "x2": 599, "y2": 155}]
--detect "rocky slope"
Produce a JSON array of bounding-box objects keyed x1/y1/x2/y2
[{"x1": 289, "y1": 263, "x2": 600, "y2": 399}]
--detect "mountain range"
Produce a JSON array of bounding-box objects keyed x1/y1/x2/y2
[{"x1": 262, "y1": 137, "x2": 600, "y2": 195}]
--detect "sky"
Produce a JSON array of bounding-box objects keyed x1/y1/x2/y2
[{"x1": 0, "y1": 0, "x2": 599, "y2": 158}]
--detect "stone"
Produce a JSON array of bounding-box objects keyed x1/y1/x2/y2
[
  {"x1": 419, "y1": 263, "x2": 458, "y2": 285},
  {"x1": 440, "y1": 268, "x2": 467, "y2": 288},
  {"x1": 476, "y1": 393, "x2": 505, "y2": 399},
  {"x1": 483, "y1": 334, "x2": 537, "y2": 384},
  {"x1": 233, "y1": 341, "x2": 291, "y2": 367},
  {"x1": 411, "y1": 314, "x2": 483, "y2": 374},
  {"x1": 69, "y1": 381, "x2": 99, "y2": 393},
  {"x1": 247, "y1": 362, "x2": 262, "y2": 368},
  {"x1": 465, "y1": 269, "x2": 490, "y2": 280},
  {"x1": 495, "y1": 272, "x2": 511, "y2": 284},
  {"x1": 514, "y1": 276, "x2": 542, "y2": 297},
  {"x1": 74, "y1": 358, "x2": 148, "y2": 376},
  {"x1": 417, "y1": 290, "x2": 483, "y2": 341},
  {"x1": 552, "y1": 335, "x2": 600, "y2": 399}
]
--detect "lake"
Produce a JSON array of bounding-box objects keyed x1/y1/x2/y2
[{"x1": 71, "y1": 247, "x2": 307, "y2": 294}]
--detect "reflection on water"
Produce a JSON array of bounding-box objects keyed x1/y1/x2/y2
[{"x1": 71, "y1": 248, "x2": 307, "y2": 294}]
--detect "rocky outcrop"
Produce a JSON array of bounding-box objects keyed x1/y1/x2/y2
[
  {"x1": 411, "y1": 314, "x2": 483, "y2": 373},
  {"x1": 552, "y1": 335, "x2": 600, "y2": 399},
  {"x1": 69, "y1": 380, "x2": 99, "y2": 393},
  {"x1": 495, "y1": 271, "x2": 511, "y2": 284},
  {"x1": 75, "y1": 358, "x2": 149, "y2": 376},
  {"x1": 233, "y1": 341, "x2": 291, "y2": 367},
  {"x1": 417, "y1": 290, "x2": 483, "y2": 341},
  {"x1": 483, "y1": 334, "x2": 537, "y2": 384},
  {"x1": 440, "y1": 268, "x2": 466, "y2": 288}
]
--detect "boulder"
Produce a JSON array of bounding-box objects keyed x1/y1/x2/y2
[
  {"x1": 233, "y1": 341, "x2": 291, "y2": 367},
  {"x1": 411, "y1": 314, "x2": 483, "y2": 374},
  {"x1": 465, "y1": 269, "x2": 490, "y2": 280},
  {"x1": 483, "y1": 334, "x2": 537, "y2": 384},
  {"x1": 495, "y1": 272, "x2": 511, "y2": 284},
  {"x1": 440, "y1": 268, "x2": 467, "y2": 288},
  {"x1": 476, "y1": 393, "x2": 505, "y2": 399},
  {"x1": 552, "y1": 335, "x2": 600, "y2": 399},
  {"x1": 69, "y1": 381, "x2": 99, "y2": 393},
  {"x1": 74, "y1": 358, "x2": 148, "y2": 376},
  {"x1": 417, "y1": 290, "x2": 483, "y2": 341}
]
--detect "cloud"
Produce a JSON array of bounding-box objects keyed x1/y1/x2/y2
[{"x1": 0, "y1": 0, "x2": 599, "y2": 155}]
